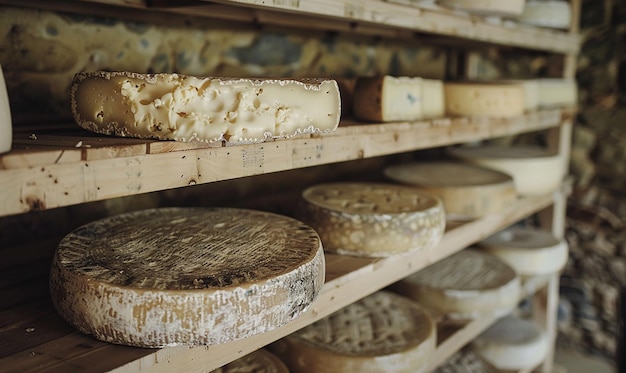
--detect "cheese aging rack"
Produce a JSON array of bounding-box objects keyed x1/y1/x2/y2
[{"x1": 0, "y1": 1, "x2": 581, "y2": 372}]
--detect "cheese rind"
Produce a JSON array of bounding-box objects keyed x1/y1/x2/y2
[
  {"x1": 211, "y1": 349, "x2": 289, "y2": 373},
  {"x1": 50, "y1": 207, "x2": 325, "y2": 347},
  {"x1": 438, "y1": 0, "x2": 526, "y2": 16},
  {"x1": 0, "y1": 64, "x2": 11, "y2": 154},
  {"x1": 70, "y1": 71, "x2": 341, "y2": 144},
  {"x1": 353, "y1": 76, "x2": 424, "y2": 122},
  {"x1": 444, "y1": 82, "x2": 526, "y2": 118},
  {"x1": 297, "y1": 182, "x2": 446, "y2": 257},
  {"x1": 518, "y1": 0, "x2": 572, "y2": 29}
]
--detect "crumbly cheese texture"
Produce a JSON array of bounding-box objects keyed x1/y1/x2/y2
[
  {"x1": 297, "y1": 182, "x2": 445, "y2": 258},
  {"x1": 353, "y1": 76, "x2": 424, "y2": 122},
  {"x1": 518, "y1": 0, "x2": 572, "y2": 29},
  {"x1": 211, "y1": 349, "x2": 288, "y2": 373},
  {"x1": 438, "y1": 0, "x2": 526, "y2": 16},
  {"x1": 70, "y1": 71, "x2": 341, "y2": 144},
  {"x1": 0, "y1": 65, "x2": 11, "y2": 154},
  {"x1": 384, "y1": 161, "x2": 517, "y2": 219},
  {"x1": 49, "y1": 207, "x2": 325, "y2": 347},
  {"x1": 393, "y1": 249, "x2": 520, "y2": 320},
  {"x1": 444, "y1": 82, "x2": 526, "y2": 118},
  {"x1": 537, "y1": 78, "x2": 578, "y2": 108},
  {"x1": 271, "y1": 291, "x2": 436, "y2": 373}
]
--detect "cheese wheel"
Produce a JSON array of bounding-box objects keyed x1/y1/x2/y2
[
  {"x1": 384, "y1": 161, "x2": 517, "y2": 219},
  {"x1": 437, "y1": 0, "x2": 526, "y2": 16},
  {"x1": 471, "y1": 315, "x2": 549, "y2": 370},
  {"x1": 537, "y1": 78, "x2": 578, "y2": 108},
  {"x1": 393, "y1": 250, "x2": 520, "y2": 320},
  {"x1": 0, "y1": 64, "x2": 11, "y2": 154},
  {"x1": 431, "y1": 348, "x2": 497, "y2": 373},
  {"x1": 448, "y1": 145, "x2": 563, "y2": 195},
  {"x1": 271, "y1": 291, "x2": 436, "y2": 373},
  {"x1": 70, "y1": 71, "x2": 341, "y2": 145},
  {"x1": 50, "y1": 207, "x2": 325, "y2": 347},
  {"x1": 211, "y1": 349, "x2": 289, "y2": 373},
  {"x1": 478, "y1": 226, "x2": 568, "y2": 276},
  {"x1": 421, "y1": 79, "x2": 445, "y2": 119},
  {"x1": 353, "y1": 75, "x2": 424, "y2": 122},
  {"x1": 297, "y1": 182, "x2": 446, "y2": 257},
  {"x1": 518, "y1": 0, "x2": 572, "y2": 29},
  {"x1": 444, "y1": 82, "x2": 526, "y2": 118}
]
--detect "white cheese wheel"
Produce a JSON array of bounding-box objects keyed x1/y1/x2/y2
[
  {"x1": 70, "y1": 71, "x2": 341, "y2": 145},
  {"x1": 478, "y1": 226, "x2": 568, "y2": 276},
  {"x1": 0, "y1": 64, "x2": 11, "y2": 154},
  {"x1": 393, "y1": 249, "x2": 521, "y2": 320},
  {"x1": 471, "y1": 315, "x2": 549, "y2": 370},
  {"x1": 432, "y1": 348, "x2": 497, "y2": 373},
  {"x1": 448, "y1": 144, "x2": 563, "y2": 195},
  {"x1": 437, "y1": 0, "x2": 526, "y2": 16},
  {"x1": 211, "y1": 349, "x2": 289, "y2": 373},
  {"x1": 353, "y1": 75, "x2": 424, "y2": 122},
  {"x1": 444, "y1": 82, "x2": 526, "y2": 118},
  {"x1": 384, "y1": 161, "x2": 517, "y2": 219},
  {"x1": 271, "y1": 291, "x2": 436, "y2": 373},
  {"x1": 537, "y1": 78, "x2": 578, "y2": 108},
  {"x1": 50, "y1": 207, "x2": 325, "y2": 347},
  {"x1": 518, "y1": 0, "x2": 572, "y2": 29},
  {"x1": 297, "y1": 182, "x2": 446, "y2": 257},
  {"x1": 422, "y1": 79, "x2": 445, "y2": 119}
]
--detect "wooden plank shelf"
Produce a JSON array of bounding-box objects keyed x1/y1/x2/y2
[{"x1": 0, "y1": 188, "x2": 560, "y2": 373}]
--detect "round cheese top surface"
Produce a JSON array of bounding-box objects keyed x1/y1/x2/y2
[
  {"x1": 481, "y1": 227, "x2": 561, "y2": 250},
  {"x1": 384, "y1": 162, "x2": 513, "y2": 187},
  {"x1": 212, "y1": 349, "x2": 288, "y2": 373}
]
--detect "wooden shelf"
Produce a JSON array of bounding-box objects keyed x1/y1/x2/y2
[{"x1": 0, "y1": 188, "x2": 560, "y2": 372}]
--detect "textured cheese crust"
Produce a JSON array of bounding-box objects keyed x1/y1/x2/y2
[
  {"x1": 271, "y1": 291, "x2": 436, "y2": 373},
  {"x1": 353, "y1": 76, "x2": 424, "y2": 122},
  {"x1": 297, "y1": 182, "x2": 445, "y2": 257},
  {"x1": 50, "y1": 207, "x2": 325, "y2": 347},
  {"x1": 444, "y1": 82, "x2": 526, "y2": 118},
  {"x1": 478, "y1": 227, "x2": 569, "y2": 276},
  {"x1": 0, "y1": 64, "x2": 11, "y2": 154},
  {"x1": 211, "y1": 349, "x2": 289, "y2": 373},
  {"x1": 518, "y1": 0, "x2": 572, "y2": 29},
  {"x1": 393, "y1": 250, "x2": 520, "y2": 320},
  {"x1": 384, "y1": 161, "x2": 517, "y2": 219},
  {"x1": 70, "y1": 71, "x2": 341, "y2": 144},
  {"x1": 537, "y1": 78, "x2": 578, "y2": 108},
  {"x1": 438, "y1": 0, "x2": 526, "y2": 16}
]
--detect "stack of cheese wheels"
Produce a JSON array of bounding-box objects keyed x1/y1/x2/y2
[
  {"x1": 478, "y1": 226, "x2": 568, "y2": 276},
  {"x1": 297, "y1": 182, "x2": 446, "y2": 258},
  {"x1": 353, "y1": 75, "x2": 424, "y2": 122},
  {"x1": 384, "y1": 161, "x2": 517, "y2": 220},
  {"x1": 0, "y1": 64, "x2": 11, "y2": 154},
  {"x1": 518, "y1": 0, "x2": 572, "y2": 29},
  {"x1": 448, "y1": 144, "x2": 563, "y2": 195},
  {"x1": 444, "y1": 81, "x2": 526, "y2": 118},
  {"x1": 271, "y1": 291, "x2": 437, "y2": 373},
  {"x1": 437, "y1": 0, "x2": 526, "y2": 16},
  {"x1": 49, "y1": 207, "x2": 325, "y2": 347},
  {"x1": 70, "y1": 71, "x2": 341, "y2": 145},
  {"x1": 393, "y1": 249, "x2": 520, "y2": 320},
  {"x1": 211, "y1": 349, "x2": 289, "y2": 373},
  {"x1": 537, "y1": 78, "x2": 578, "y2": 108},
  {"x1": 471, "y1": 315, "x2": 549, "y2": 371}
]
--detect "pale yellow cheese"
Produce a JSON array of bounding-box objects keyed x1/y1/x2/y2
[
  {"x1": 537, "y1": 78, "x2": 578, "y2": 108},
  {"x1": 297, "y1": 182, "x2": 446, "y2": 257},
  {"x1": 421, "y1": 79, "x2": 445, "y2": 119},
  {"x1": 353, "y1": 76, "x2": 424, "y2": 122},
  {"x1": 444, "y1": 82, "x2": 526, "y2": 118},
  {"x1": 50, "y1": 207, "x2": 325, "y2": 347},
  {"x1": 71, "y1": 71, "x2": 341, "y2": 144},
  {"x1": 0, "y1": 64, "x2": 11, "y2": 154},
  {"x1": 211, "y1": 349, "x2": 289, "y2": 373},
  {"x1": 518, "y1": 0, "x2": 572, "y2": 29},
  {"x1": 438, "y1": 0, "x2": 526, "y2": 16},
  {"x1": 271, "y1": 291, "x2": 436, "y2": 373}
]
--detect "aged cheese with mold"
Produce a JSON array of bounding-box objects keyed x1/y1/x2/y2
[
  {"x1": 438, "y1": 0, "x2": 526, "y2": 15},
  {"x1": 49, "y1": 207, "x2": 325, "y2": 348},
  {"x1": 211, "y1": 349, "x2": 288, "y2": 373},
  {"x1": 271, "y1": 291, "x2": 436, "y2": 373},
  {"x1": 393, "y1": 249, "x2": 520, "y2": 320},
  {"x1": 297, "y1": 182, "x2": 445, "y2": 258},
  {"x1": 444, "y1": 82, "x2": 526, "y2": 118},
  {"x1": 70, "y1": 71, "x2": 341, "y2": 144},
  {"x1": 384, "y1": 161, "x2": 517, "y2": 219},
  {"x1": 353, "y1": 76, "x2": 424, "y2": 122},
  {"x1": 478, "y1": 226, "x2": 568, "y2": 276},
  {"x1": 0, "y1": 64, "x2": 11, "y2": 154},
  {"x1": 518, "y1": 0, "x2": 572, "y2": 29}
]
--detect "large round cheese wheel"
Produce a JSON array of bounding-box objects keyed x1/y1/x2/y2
[
  {"x1": 50, "y1": 207, "x2": 325, "y2": 347},
  {"x1": 211, "y1": 349, "x2": 289, "y2": 373},
  {"x1": 393, "y1": 250, "x2": 520, "y2": 320},
  {"x1": 518, "y1": 0, "x2": 572, "y2": 29},
  {"x1": 448, "y1": 144, "x2": 563, "y2": 195},
  {"x1": 478, "y1": 226, "x2": 569, "y2": 276},
  {"x1": 537, "y1": 78, "x2": 578, "y2": 108},
  {"x1": 444, "y1": 82, "x2": 526, "y2": 118},
  {"x1": 0, "y1": 64, "x2": 11, "y2": 154},
  {"x1": 438, "y1": 0, "x2": 526, "y2": 16},
  {"x1": 297, "y1": 182, "x2": 446, "y2": 257},
  {"x1": 271, "y1": 291, "x2": 436, "y2": 373},
  {"x1": 471, "y1": 315, "x2": 549, "y2": 370},
  {"x1": 432, "y1": 348, "x2": 497, "y2": 373},
  {"x1": 384, "y1": 161, "x2": 517, "y2": 219}
]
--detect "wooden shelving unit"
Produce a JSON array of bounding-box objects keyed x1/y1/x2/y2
[{"x1": 0, "y1": 0, "x2": 581, "y2": 372}]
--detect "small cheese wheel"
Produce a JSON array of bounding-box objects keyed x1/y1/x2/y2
[
  {"x1": 431, "y1": 348, "x2": 497, "y2": 373},
  {"x1": 478, "y1": 226, "x2": 569, "y2": 276},
  {"x1": 537, "y1": 78, "x2": 578, "y2": 108},
  {"x1": 393, "y1": 250, "x2": 520, "y2": 320},
  {"x1": 438, "y1": 0, "x2": 526, "y2": 16},
  {"x1": 0, "y1": 64, "x2": 11, "y2": 154},
  {"x1": 211, "y1": 349, "x2": 289, "y2": 373},
  {"x1": 271, "y1": 291, "x2": 436, "y2": 373},
  {"x1": 50, "y1": 207, "x2": 325, "y2": 347},
  {"x1": 448, "y1": 144, "x2": 563, "y2": 196},
  {"x1": 518, "y1": 0, "x2": 572, "y2": 29},
  {"x1": 422, "y1": 79, "x2": 445, "y2": 119},
  {"x1": 353, "y1": 75, "x2": 424, "y2": 122},
  {"x1": 384, "y1": 161, "x2": 517, "y2": 219},
  {"x1": 471, "y1": 315, "x2": 549, "y2": 371},
  {"x1": 298, "y1": 182, "x2": 446, "y2": 257},
  {"x1": 444, "y1": 82, "x2": 526, "y2": 118}
]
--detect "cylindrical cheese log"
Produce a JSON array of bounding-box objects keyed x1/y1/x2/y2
[
  {"x1": 297, "y1": 182, "x2": 446, "y2": 257},
  {"x1": 353, "y1": 75, "x2": 424, "y2": 122},
  {"x1": 478, "y1": 226, "x2": 569, "y2": 276},
  {"x1": 211, "y1": 349, "x2": 289, "y2": 373},
  {"x1": 537, "y1": 78, "x2": 578, "y2": 108},
  {"x1": 393, "y1": 249, "x2": 521, "y2": 320},
  {"x1": 438, "y1": 0, "x2": 526, "y2": 16},
  {"x1": 70, "y1": 71, "x2": 341, "y2": 145},
  {"x1": 50, "y1": 207, "x2": 325, "y2": 347},
  {"x1": 0, "y1": 64, "x2": 11, "y2": 154},
  {"x1": 448, "y1": 145, "x2": 563, "y2": 196},
  {"x1": 384, "y1": 161, "x2": 517, "y2": 219},
  {"x1": 518, "y1": 0, "x2": 572, "y2": 29},
  {"x1": 444, "y1": 82, "x2": 526, "y2": 118},
  {"x1": 271, "y1": 291, "x2": 436, "y2": 373}
]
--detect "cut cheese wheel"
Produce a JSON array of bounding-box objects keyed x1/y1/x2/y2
[
  {"x1": 438, "y1": 0, "x2": 526, "y2": 16},
  {"x1": 49, "y1": 207, "x2": 325, "y2": 347},
  {"x1": 393, "y1": 249, "x2": 520, "y2": 320},
  {"x1": 518, "y1": 0, "x2": 572, "y2": 29},
  {"x1": 444, "y1": 82, "x2": 526, "y2": 118},
  {"x1": 448, "y1": 144, "x2": 563, "y2": 195},
  {"x1": 211, "y1": 349, "x2": 289, "y2": 373},
  {"x1": 537, "y1": 78, "x2": 578, "y2": 108},
  {"x1": 70, "y1": 71, "x2": 341, "y2": 144},
  {"x1": 0, "y1": 64, "x2": 11, "y2": 154},
  {"x1": 271, "y1": 291, "x2": 436, "y2": 373},
  {"x1": 297, "y1": 182, "x2": 446, "y2": 257},
  {"x1": 353, "y1": 75, "x2": 423, "y2": 122},
  {"x1": 471, "y1": 315, "x2": 549, "y2": 370},
  {"x1": 478, "y1": 226, "x2": 569, "y2": 276},
  {"x1": 421, "y1": 79, "x2": 445, "y2": 119},
  {"x1": 384, "y1": 161, "x2": 517, "y2": 219}
]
